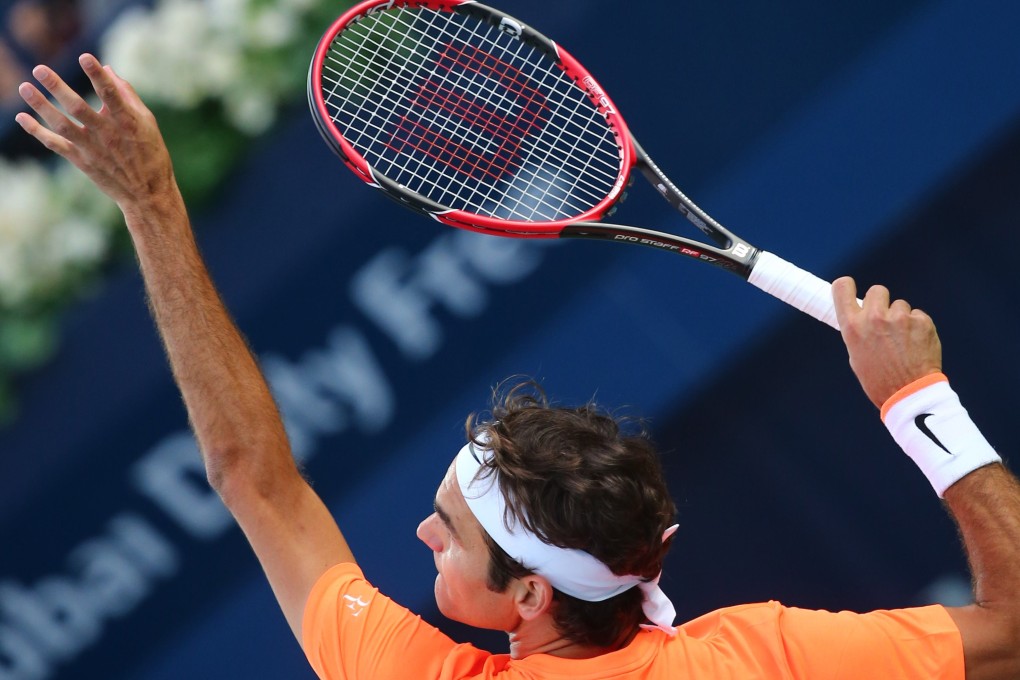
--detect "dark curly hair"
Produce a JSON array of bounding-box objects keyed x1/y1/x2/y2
[{"x1": 465, "y1": 379, "x2": 677, "y2": 648}]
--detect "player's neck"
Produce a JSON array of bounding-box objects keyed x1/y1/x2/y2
[{"x1": 506, "y1": 620, "x2": 638, "y2": 660}]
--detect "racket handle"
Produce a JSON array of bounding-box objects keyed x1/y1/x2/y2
[{"x1": 747, "y1": 251, "x2": 840, "y2": 330}]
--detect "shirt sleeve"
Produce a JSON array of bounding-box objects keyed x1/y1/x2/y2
[
  {"x1": 301, "y1": 563, "x2": 496, "y2": 680},
  {"x1": 777, "y1": 604, "x2": 965, "y2": 680}
]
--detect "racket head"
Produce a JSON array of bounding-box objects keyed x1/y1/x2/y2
[{"x1": 308, "y1": 0, "x2": 634, "y2": 237}]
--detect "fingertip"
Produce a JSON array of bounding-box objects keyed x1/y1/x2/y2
[
  {"x1": 832, "y1": 275, "x2": 853, "y2": 288},
  {"x1": 79, "y1": 53, "x2": 99, "y2": 71},
  {"x1": 910, "y1": 305, "x2": 935, "y2": 324},
  {"x1": 17, "y1": 81, "x2": 40, "y2": 105},
  {"x1": 831, "y1": 276, "x2": 857, "y2": 300},
  {"x1": 864, "y1": 284, "x2": 890, "y2": 301},
  {"x1": 14, "y1": 112, "x2": 37, "y2": 135},
  {"x1": 830, "y1": 277, "x2": 861, "y2": 334}
]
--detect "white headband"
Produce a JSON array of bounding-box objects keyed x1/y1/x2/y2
[{"x1": 455, "y1": 441, "x2": 678, "y2": 635}]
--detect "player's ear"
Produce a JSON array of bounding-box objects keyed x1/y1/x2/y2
[{"x1": 513, "y1": 574, "x2": 555, "y2": 621}]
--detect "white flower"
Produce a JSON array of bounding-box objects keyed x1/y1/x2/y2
[
  {"x1": 100, "y1": 0, "x2": 337, "y2": 134},
  {"x1": 0, "y1": 158, "x2": 114, "y2": 307},
  {"x1": 245, "y1": 6, "x2": 299, "y2": 49},
  {"x1": 49, "y1": 217, "x2": 109, "y2": 266},
  {"x1": 51, "y1": 164, "x2": 119, "y2": 227},
  {"x1": 101, "y1": 0, "x2": 243, "y2": 106},
  {"x1": 0, "y1": 161, "x2": 52, "y2": 305},
  {"x1": 278, "y1": 0, "x2": 317, "y2": 15},
  {"x1": 201, "y1": 41, "x2": 244, "y2": 93},
  {"x1": 99, "y1": 7, "x2": 162, "y2": 93},
  {"x1": 206, "y1": 0, "x2": 250, "y2": 33},
  {"x1": 223, "y1": 85, "x2": 277, "y2": 135}
]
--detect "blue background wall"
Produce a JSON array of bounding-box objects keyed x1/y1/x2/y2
[{"x1": 1, "y1": 0, "x2": 1019, "y2": 677}]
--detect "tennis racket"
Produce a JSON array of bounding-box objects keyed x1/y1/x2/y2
[{"x1": 308, "y1": 0, "x2": 842, "y2": 329}]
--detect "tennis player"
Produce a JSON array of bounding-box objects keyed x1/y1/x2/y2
[{"x1": 16, "y1": 54, "x2": 1020, "y2": 680}]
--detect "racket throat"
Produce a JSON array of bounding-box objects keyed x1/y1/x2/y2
[{"x1": 632, "y1": 142, "x2": 731, "y2": 250}]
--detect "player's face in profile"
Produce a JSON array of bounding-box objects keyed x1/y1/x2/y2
[{"x1": 417, "y1": 461, "x2": 519, "y2": 630}]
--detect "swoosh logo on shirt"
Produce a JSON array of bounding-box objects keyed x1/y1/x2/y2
[{"x1": 915, "y1": 413, "x2": 952, "y2": 454}]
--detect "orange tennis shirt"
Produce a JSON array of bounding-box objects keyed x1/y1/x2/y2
[{"x1": 302, "y1": 563, "x2": 964, "y2": 680}]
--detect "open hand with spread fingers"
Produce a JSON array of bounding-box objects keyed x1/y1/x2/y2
[{"x1": 15, "y1": 53, "x2": 179, "y2": 216}]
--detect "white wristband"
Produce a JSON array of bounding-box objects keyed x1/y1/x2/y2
[{"x1": 881, "y1": 374, "x2": 1001, "y2": 497}]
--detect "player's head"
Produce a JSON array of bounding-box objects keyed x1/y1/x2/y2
[{"x1": 420, "y1": 379, "x2": 677, "y2": 648}]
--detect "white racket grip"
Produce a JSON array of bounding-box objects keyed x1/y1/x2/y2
[{"x1": 747, "y1": 251, "x2": 840, "y2": 330}]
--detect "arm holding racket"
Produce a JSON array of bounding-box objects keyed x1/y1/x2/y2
[
  {"x1": 833, "y1": 277, "x2": 1020, "y2": 680},
  {"x1": 16, "y1": 55, "x2": 354, "y2": 641}
]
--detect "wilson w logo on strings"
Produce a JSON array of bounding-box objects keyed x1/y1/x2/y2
[{"x1": 386, "y1": 42, "x2": 549, "y2": 182}]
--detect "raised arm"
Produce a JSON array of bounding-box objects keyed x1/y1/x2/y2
[
  {"x1": 16, "y1": 54, "x2": 354, "y2": 639},
  {"x1": 832, "y1": 277, "x2": 1020, "y2": 680}
]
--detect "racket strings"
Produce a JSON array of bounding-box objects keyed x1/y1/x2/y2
[
  {"x1": 320, "y1": 6, "x2": 622, "y2": 222},
  {"x1": 326, "y1": 11, "x2": 618, "y2": 220},
  {"x1": 324, "y1": 10, "x2": 612, "y2": 215}
]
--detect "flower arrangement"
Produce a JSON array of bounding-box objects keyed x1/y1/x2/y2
[
  {"x1": 0, "y1": 0, "x2": 354, "y2": 425},
  {"x1": 0, "y1": 157, "x2": 119, "y2": 421}
]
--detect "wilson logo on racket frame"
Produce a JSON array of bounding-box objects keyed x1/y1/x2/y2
[{"x1": 498, "y1": 16, "x2": 523, "y2": 37}]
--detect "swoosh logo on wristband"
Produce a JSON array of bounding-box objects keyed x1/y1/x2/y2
[{"x1": 915, "y1": 413, "x2": 953, "y2": 454}]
